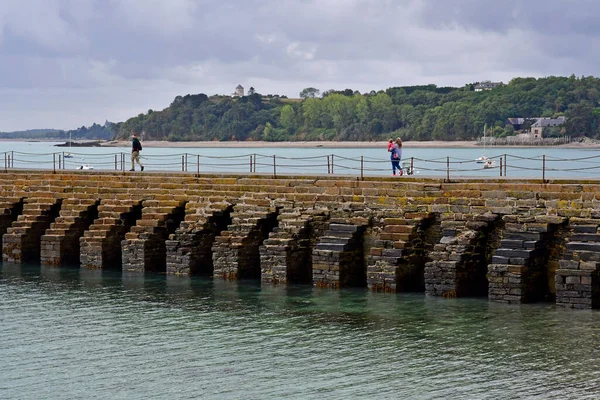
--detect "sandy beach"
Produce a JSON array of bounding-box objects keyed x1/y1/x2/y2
[{"x1": 101, "y1": 140, "x2": 600, "y2": 149}]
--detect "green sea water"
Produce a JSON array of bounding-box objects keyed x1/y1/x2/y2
[{"x1": 1, "y1": 264, "x2": 599, "y2": 399}]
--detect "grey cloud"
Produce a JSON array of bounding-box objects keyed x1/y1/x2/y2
[
  {"x1": 0, "y1": 0, "x2": 599, "y2": 130},
  {"x1": 416, "y1": 0, "x2": 600, "y2": 36}
]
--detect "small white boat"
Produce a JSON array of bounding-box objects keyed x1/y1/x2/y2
[
  {"x1": 64, "y1": 132, "x2": 74, "y2": 158},
  {"x1": 77, "y1": 158, "x2": 93, "y2": 170},
  {"x1": 483, "y1": 160, "x2": 496, "y2": 169},
  {"x1": 476, "y1": 124, "x2": 489, "y2": 163}
]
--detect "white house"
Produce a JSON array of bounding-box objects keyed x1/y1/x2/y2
[
  {"x1": 507, "y1": 116, "x2": 566, "y2": 138},
  {"x1": 234, "y1": 84, "x2": 244, "y2": 97},
  {"x1": 474, "y1": 81, "x2": 503, "y2": 91}
]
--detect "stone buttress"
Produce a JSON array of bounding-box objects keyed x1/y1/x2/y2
[
  {"x1": 488, "y1": 216, "x2": 567, "y2": 304},
  {"x1": 79, "y1": 199, "x2": 143, "y2": 269},
  {"x1": 0, "y1": 197, "x2": 24, "y2": 247},
  {"x1": 2, "y1": 197, "x2": 62, "y2": 263},
  {"x1": 122, "y1": 199, "x2": 187, "y2": 273},
  {"x1": 556, "y1": 218, "x2": 600, "y2": 308},
  {"x1": 40, "y1": 198, "x2": 100, "y2": 266},
  {"x1": 312, "y1": 222, "x2": 367, "y2": 288},
  {"x1": 425, "y1": 213, "x2": 500, "y2": 297},
  {"x1": 368, "y1": 212, "x2": 437, "y2": 292},
  {"x1": 260, "y1": 207, "x2": 328, "y2": 285},
  {"x1": 165, "y1": 199, "x2": 233, "y2": 275},
  {"x1": 212, "y1": 199, "x2": 279, "y2": 280}
]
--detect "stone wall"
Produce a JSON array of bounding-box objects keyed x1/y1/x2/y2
[{"x1": 1, "y1": 171, "x2": 600, "y2": 308}]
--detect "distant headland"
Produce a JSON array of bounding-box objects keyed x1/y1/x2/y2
[{"x1": 3, "y1": 76, "x2": 600, "y2": 145}]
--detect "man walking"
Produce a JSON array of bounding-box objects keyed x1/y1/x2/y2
[{"x1": 130, "y1": 133, "x2": 144, "y2": 171}]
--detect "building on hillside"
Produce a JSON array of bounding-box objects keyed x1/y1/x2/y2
[
  {"x1": 506, "y1": 116, "x2": 566, "y2": 138},
  {"x1": 474, "y1": 80, "x2": 503, "y2": 91},
  {"x1": 234, "y1": 84, "x2": 244, "y2": 97}
]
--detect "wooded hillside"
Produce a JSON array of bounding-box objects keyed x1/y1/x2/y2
[{"x1": 113, "y1": 75, "x2": 600, "y2": 142}]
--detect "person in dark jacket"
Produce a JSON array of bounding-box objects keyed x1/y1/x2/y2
[{"x1": 130, "y1": 133, "x2": 144, "y2": 171}]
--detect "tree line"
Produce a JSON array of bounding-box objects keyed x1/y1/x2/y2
[
  {"x1": 0, "y1": 123, "x2": 114, "y2": 140},
  {"x1": 114, "y1": 75, "x2": 600, "y2": 142},
  {"x1": 8, "y1": 75, "x2": 600, "y2": 142}
]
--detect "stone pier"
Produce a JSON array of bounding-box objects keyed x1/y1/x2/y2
[{"x1": 0, "y1": 170, "x2": 598, "y2": 308}]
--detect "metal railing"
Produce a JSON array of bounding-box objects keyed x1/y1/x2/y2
[{"x1": 4, "y1": 150, "x2": 600, "y2": 182}]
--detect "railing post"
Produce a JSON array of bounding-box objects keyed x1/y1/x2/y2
[
  {"x1": 542, "y1": 154, "x2": 547, "y2": 183},
  {"x1": 360, "y1": 156, "x2": 364, "y2": 180},
  {"x1": 499, "y1": 157, "x2": 503, "y2": 176},
  {"x1": 181, "y1": 155, "x2": 185, "y2": 172},
  {"x1": 327, "y1": 156, "x2": 330, "y2": 174},
  {"x1": 249, "y1": 155, "x2": 253, "y2": 173},
  {"x1": 331, "y1": 154, "x2": 334, "y2": 174},
  {"x1": 197, "y1": 155, "x2": 200, "y2": 177},
  {"x1": 446, "y1": 156, "x2": 450, "y2": 182},
  {"x1": 114, "y1": 154, "x2": 117, "y2": 170},
  {"x1": 185, "y1": 153, "x2": 188, "y2": 172},
  {"x1": 273, "y1": 155, "x2": 277, "y2": 178},
  {"x1": 53, "y1": 153, "x2": 56, "y2": 174},
  {"x1": 253, "y1": 154, "x2": 256, "y2": 172},
  {"x1": 504, "y1": 154, "x2": 507, "y2": 177},
  {"x1": 11, "y1": 151, "x2": 14, "y2": 168},
  {"x1": 410, "y1": 157, "x2": 414, "y2": 176}
]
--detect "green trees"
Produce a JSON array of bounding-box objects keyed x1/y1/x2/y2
[
  {"x1": 112, "y1": 76, "x2": 600, "y2": 142},
  {"x1": 279, "y1": 105, "x2": 296, "y2": 133},
  {"x1": 299, "y1": 87, "x2": 320, "y2": 99}
]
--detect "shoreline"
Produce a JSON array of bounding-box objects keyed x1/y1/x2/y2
[
  {"x1": 2, "y1": 138, "x2": 599, "y2": 149},
  {"x1": 99, "y1": 140, "x2": 600, "y2": 149}
]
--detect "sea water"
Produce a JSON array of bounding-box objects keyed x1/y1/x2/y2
[
  {"x1": 2, "y1": 141, "x2": 600, "y2": 179},
  {"x1": 1, "y1": 264, "x2": 599, "y2": 399}
]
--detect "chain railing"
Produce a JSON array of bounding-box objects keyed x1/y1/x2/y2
[{"x1": 4, "y1": 150, "x2": 600, "y2": 181}]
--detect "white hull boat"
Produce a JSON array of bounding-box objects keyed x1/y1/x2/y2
[
  {"x1": 77, "y1": 158, "x2": 93, "y2": 170},
  {"x1": 64, "y1": 132, "x2": 74, "y2": 158},
  {"x1": 476, "y1": 124, "x2": 489, "y2": 163},
  {"x1": 483, "y1": 160, "x2": 496, "y2": 169}
]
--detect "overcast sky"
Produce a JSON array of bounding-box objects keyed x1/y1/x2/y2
[{"x1": 0, "y1": 0, "x2": 598, "y2": 131}]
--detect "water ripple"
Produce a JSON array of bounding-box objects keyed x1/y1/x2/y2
[{"x1": 1, "y1": 265, "x2": 599, "y2": 399}]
